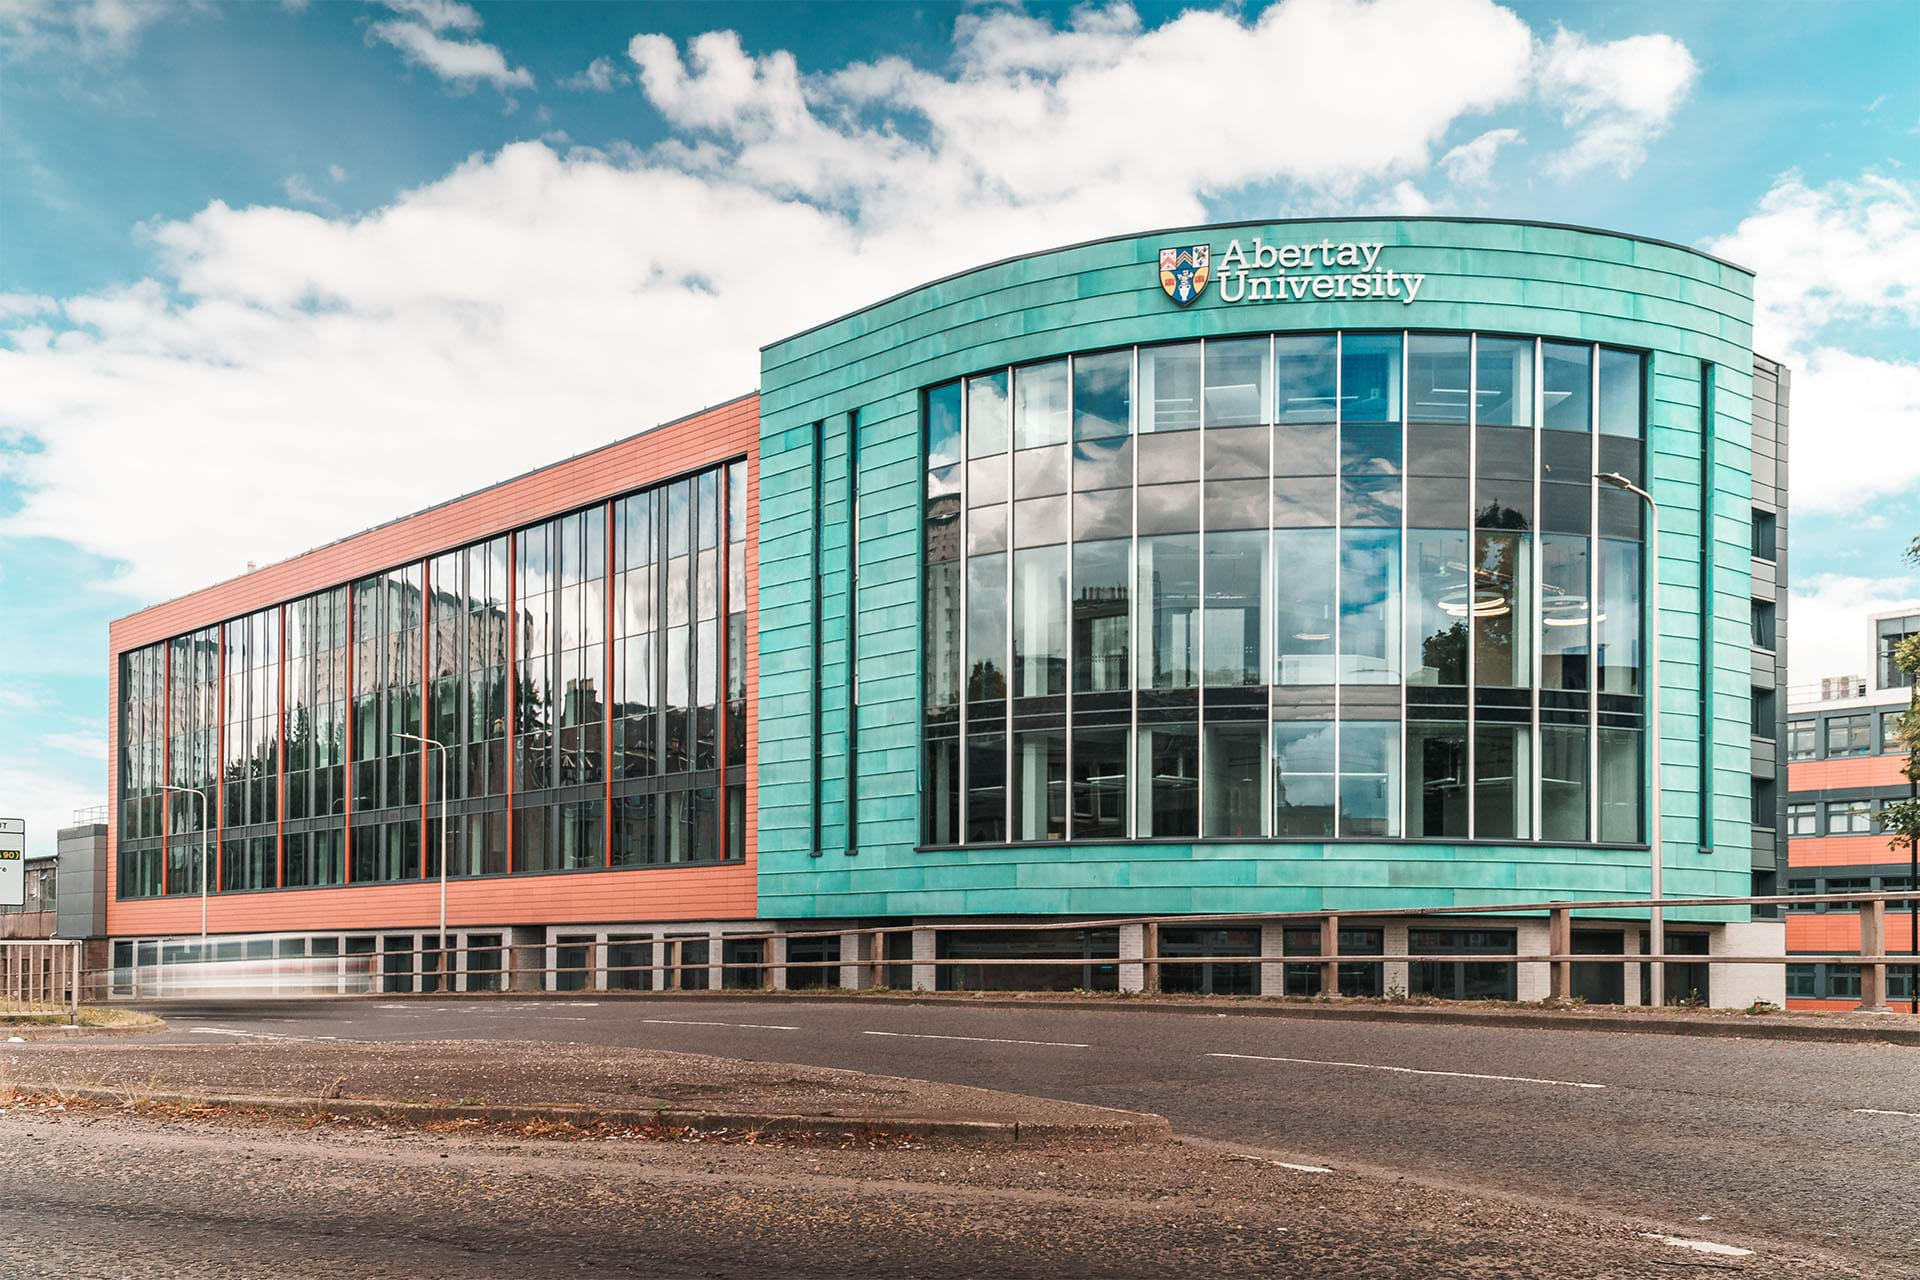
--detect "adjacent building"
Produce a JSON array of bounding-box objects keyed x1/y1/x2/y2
[
  {"x1": 1784, "y1": 610, "x2": 1920, "y2": 1009},
  {"x1": 105, "y1": 217, "x2": 1793, "y2": 1005}
]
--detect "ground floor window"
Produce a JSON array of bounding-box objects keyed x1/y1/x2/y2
[
  {"x1": 787, "y1": 935, "x2": 841, "y2": 989},
  {"x1": 936, "y1": 928, "x2": 1119, "y2": 992},
  {"x1": 1159, "y1": 927, "x2": 1259, "y2": 995},
  {"x1": 1282, "y1": 927, "x2": 1385, "y2": 997},
  {"x1": 1409, "y1": 928, "x2": 1516, "y2": 1001}
]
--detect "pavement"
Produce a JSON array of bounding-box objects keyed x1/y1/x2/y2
[
  {"x1": 84, "y1": 991, "x2": 1920, "y2": 1269},
  {"x1": 0, "y1": 1036, "x2": 1165, "y2": 1142},
  {"x1": 0, "y1": 1098, "x2": 1894, "y2": 1278}
]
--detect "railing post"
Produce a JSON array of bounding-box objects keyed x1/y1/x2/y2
[
  {"x1": 1141, "y1": 922, "x2": 1160, "y2": 995},
  {"x1": 71, "y1": 941, "x2": 82, "y2": 1023},
  {"x1": 1320, "y1": 914, "x2": 1340, "y2": 998},
  {"x1": 1860, "y1": 898, "x2": 1889, "y2": 1011},
  {"x1": 1549, "y1": 907, "x2": 1572, "y2": 1001}
]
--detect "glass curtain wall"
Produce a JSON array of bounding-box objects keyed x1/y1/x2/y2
[
  {"x1": 514, "y1": 510, "x2": 605, "y2": 872},
  {"x1": 350, "y1": 565, "x2": 423, "y2": 883},
  {"x1": 610, "y1": 461, "x2": 743, "y2": 868},
  {"x1": 165, "y1": 627, "x2": 219, "y2": 896},
  {"x1": 922, "y1": 331, "x2": 1647, "y2": 849},
  {"x1": 284, "y1": 587, "x2": 347, "y2": 887},
  {"x1": 117, "y1": 462, "x2": 746, "y2": 901},
  {"x1": 220, "y1": 607, "x2": 279, "y2": 890},
  {"x1": 425, "y1": 537, "x2": 509, "y2": 879},
  {"x1": 117, "y1": 644, "x2": 166, "y2": 897}
]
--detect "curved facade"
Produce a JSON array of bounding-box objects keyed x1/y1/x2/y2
[{"x1": 757, "y1": 218, "x2": 1761, "y2": 921}]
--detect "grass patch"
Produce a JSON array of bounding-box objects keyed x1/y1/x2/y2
[{"x1": 0, "y1": 1007, "x2": 162, "y2": 1029}]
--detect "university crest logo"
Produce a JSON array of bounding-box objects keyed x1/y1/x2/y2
[{"x1": 1158, "y1": 244, "x2": 1211, "y2": 306}]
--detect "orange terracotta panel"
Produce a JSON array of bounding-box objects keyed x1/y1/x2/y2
[
  {"x1": 1789, "y1": 755, "x2": 1912, "y2": 792},
  {"x1": 1788, "y1": 834, "x2": 1913, "y2": 868}
]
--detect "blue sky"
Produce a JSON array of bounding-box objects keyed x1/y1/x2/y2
[{"x1": 2, "y1": 0, "x2": 1916, "y2": 854}]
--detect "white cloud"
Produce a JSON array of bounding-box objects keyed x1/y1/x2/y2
[
  {"x1": 41, "y1": 728, "x2": 107, "y2": 762},
  {"x1": 630, "y1": 0, "x2": 1538, "y2": 207},
  {"x1": 1789, "y1": 574, "x2": 1920, "y2": 687},
  {"x1": 562, "y1": 55, "x2": 628, "y2": 92},
  {"x1": 282, "y1": 173, "x2": 334, "y2": 209},
  {"x1": 0, "y1": 294, "x2": 57, "y2": 320},
  {"x1": 1784, "y1": 347, "x2": 1920, "y2": 516},
  {"x1": 328, "y1": 163, "x2": 348, "y2": 183},
  {"x1": 371, "y1": 0, "x2": 479, "y2": 32},
  {"x1": 366, "y1": 0, "x2": 532, "y2": 92},
  {"x1": 0, "y1": 0, "x2": 184, "y2": 61},
  {"x1": 0, "y1": 732, "x2": 103, "y2": 856},
  {"x1": 0, "y1": 0, "x2": 1699, "y2": 601},
  {"x1": 1707, "y1": 172, "x2": 1920, "y2": 355},
  {"x1": 1705, "y1": 172, "x2": 1920, "y2": 516},
  {"x1": 0, "y1": 686, "x2": 49, "y2": 713},
  {"x1": 1537, "y1": 28, "x2": 1697, "y2": 178},
  {"x1": 1440, "y1": 127, "x2": 1522, "y2": 187}
]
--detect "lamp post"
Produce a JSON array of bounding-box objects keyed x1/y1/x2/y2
[
  {"x1": 1597, "y1": 472, "x2": 1664, "y2": 1007},
  {"x1": 160, "y1": 785, "x2": 211, "y2": 945},
  {"x1": 395, "y1": 732, "x2": 450, "y2": 986}
]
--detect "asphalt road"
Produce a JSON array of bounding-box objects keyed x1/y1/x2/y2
[{"x1": 113, "y1": 993, "x2": 1920, "y2": 1264}]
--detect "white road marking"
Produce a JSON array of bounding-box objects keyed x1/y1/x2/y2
[
  {"x1": 639, "y1": 1018, "x2": 800, "y2": 1031},
  {"x1": 1207, "y1": 1052, "x2": 1604, "y2": 1090},
  {"x1": 1853, "y1": 1107, "x2": 1920, "y2": 1118},
  {"x1": 1639, "y1": 1234, "x2": 1754, "y2": 1258},
  {"x1": 862, "y1": 1031, "x2": 1090, "y2": 1049},
  {"x1": 1224, "y1": 1153, "x2": 1332, "y2": 1174},
  {"x1": 191, "y1": 1027, "x2": 337, "y2": 1043}
]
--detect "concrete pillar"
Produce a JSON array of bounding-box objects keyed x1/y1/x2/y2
[
  {"x1": 839, "y1": 931, "x2": 867, "y2": 990},
  {"x1": 769, "y1": 934, "x2": 789, "y2": 991},
  {"x1": 1515, "y1": 919, "x2": 1552, "y2": 1002},
  {"x1": 708, "y1": 930, "x2": 725, "y2": 991},
  {"x1": 1858, "y1": 903, "x2": 1888, "y2": 1011},
  {"x1": 1708, "y1": 919, "x2": 1786, "y2": 1010},
  {"x1": 1380, "y1": 921, "x2": 1410, "y2": 997},
  {"x1": 1118, "y1": 923, "x2": 1146, "y2": 993},
  {"x1": 1548, "y1": 908, "x2": 1572, "y2": 1001},
  {"x1": 508, "y1": 926, "x2": 546, "y2": 993},
  {"x1": 1621, "y1": 926, "x2": 1643, "y2": 1006},
  {"x1": 911, "y1": 927, "x2": 936, "y2": 992},
  {"x1": 1258, "y1": 923, "x2": 1287, "y2": 997},
  {"x1": 1319, "y1": 915, "x2": 1339, "y2": 996}
]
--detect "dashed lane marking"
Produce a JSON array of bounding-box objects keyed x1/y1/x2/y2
[
  {"x1": 862, "y1": 1031, "x2": 1091, "y2": 1049},
  {"x1": 1207, "y1": 1052, "x2": 1605, "y2": 1089},
  {"x1": 191, "y1": 1027, "x2": 338, "y2": 1043},
  {"x1": 1639, "y1": 1234, "x2": 1754, "y2": 1258},
  {"x1": 1853, "y1": 1107, "x2": 1920, "y2": 1118},
  {"x1": 639, "y1": 1019, "x2": 801, "y2": 1031},
  {"x1": 1224, "y1": 1153, "x2": 1333, "y2": 1174}
]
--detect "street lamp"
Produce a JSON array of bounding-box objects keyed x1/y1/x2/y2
[
  {"x1": 1597, "y1": 472, "x2": 1664, "y2": 1007},
  {"x1": 160, "y1": 785, "x2": 211, "y2": 945},
  {"x1": 395, "y1": 732, "x2": 451, "y2": 986}
]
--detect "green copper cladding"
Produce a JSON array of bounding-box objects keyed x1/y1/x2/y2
[{"x1": 756, "y1": 218, "x2": 1757, "y2": 921}]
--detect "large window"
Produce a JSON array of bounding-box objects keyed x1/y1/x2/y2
[
  {"x1": 921, "y1": 331, "x2": 1648, "y2": 848},
  {"x1": 117, "y1": 458, "x2": 746, "y2": 899},
  {"x1": 1825, "y1": 714, "x2": 1873, "y2": 757}
]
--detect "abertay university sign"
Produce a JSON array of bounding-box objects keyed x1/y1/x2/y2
[{"x1": 1159, "y1": 237, "x2": 1427, "y2": 307}]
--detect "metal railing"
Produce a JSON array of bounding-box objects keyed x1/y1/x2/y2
[
  {"x1": 92, "y1": 889, "x2": 1920, "y2": 1012},
  {"x1": 2, "y1": 941, "x2": 84, "y2": 1022}
]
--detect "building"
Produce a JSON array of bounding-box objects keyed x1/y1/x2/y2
[
  {"x1": 1784, "y1": 609, "x2": 1920, "y2": 1009},
  {"x1": 0, "y1": 849, "x2": 58, "y2": 939},
  {"x1": 106, "y1": 217, "x2": 1791, "y2": 1006}
]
